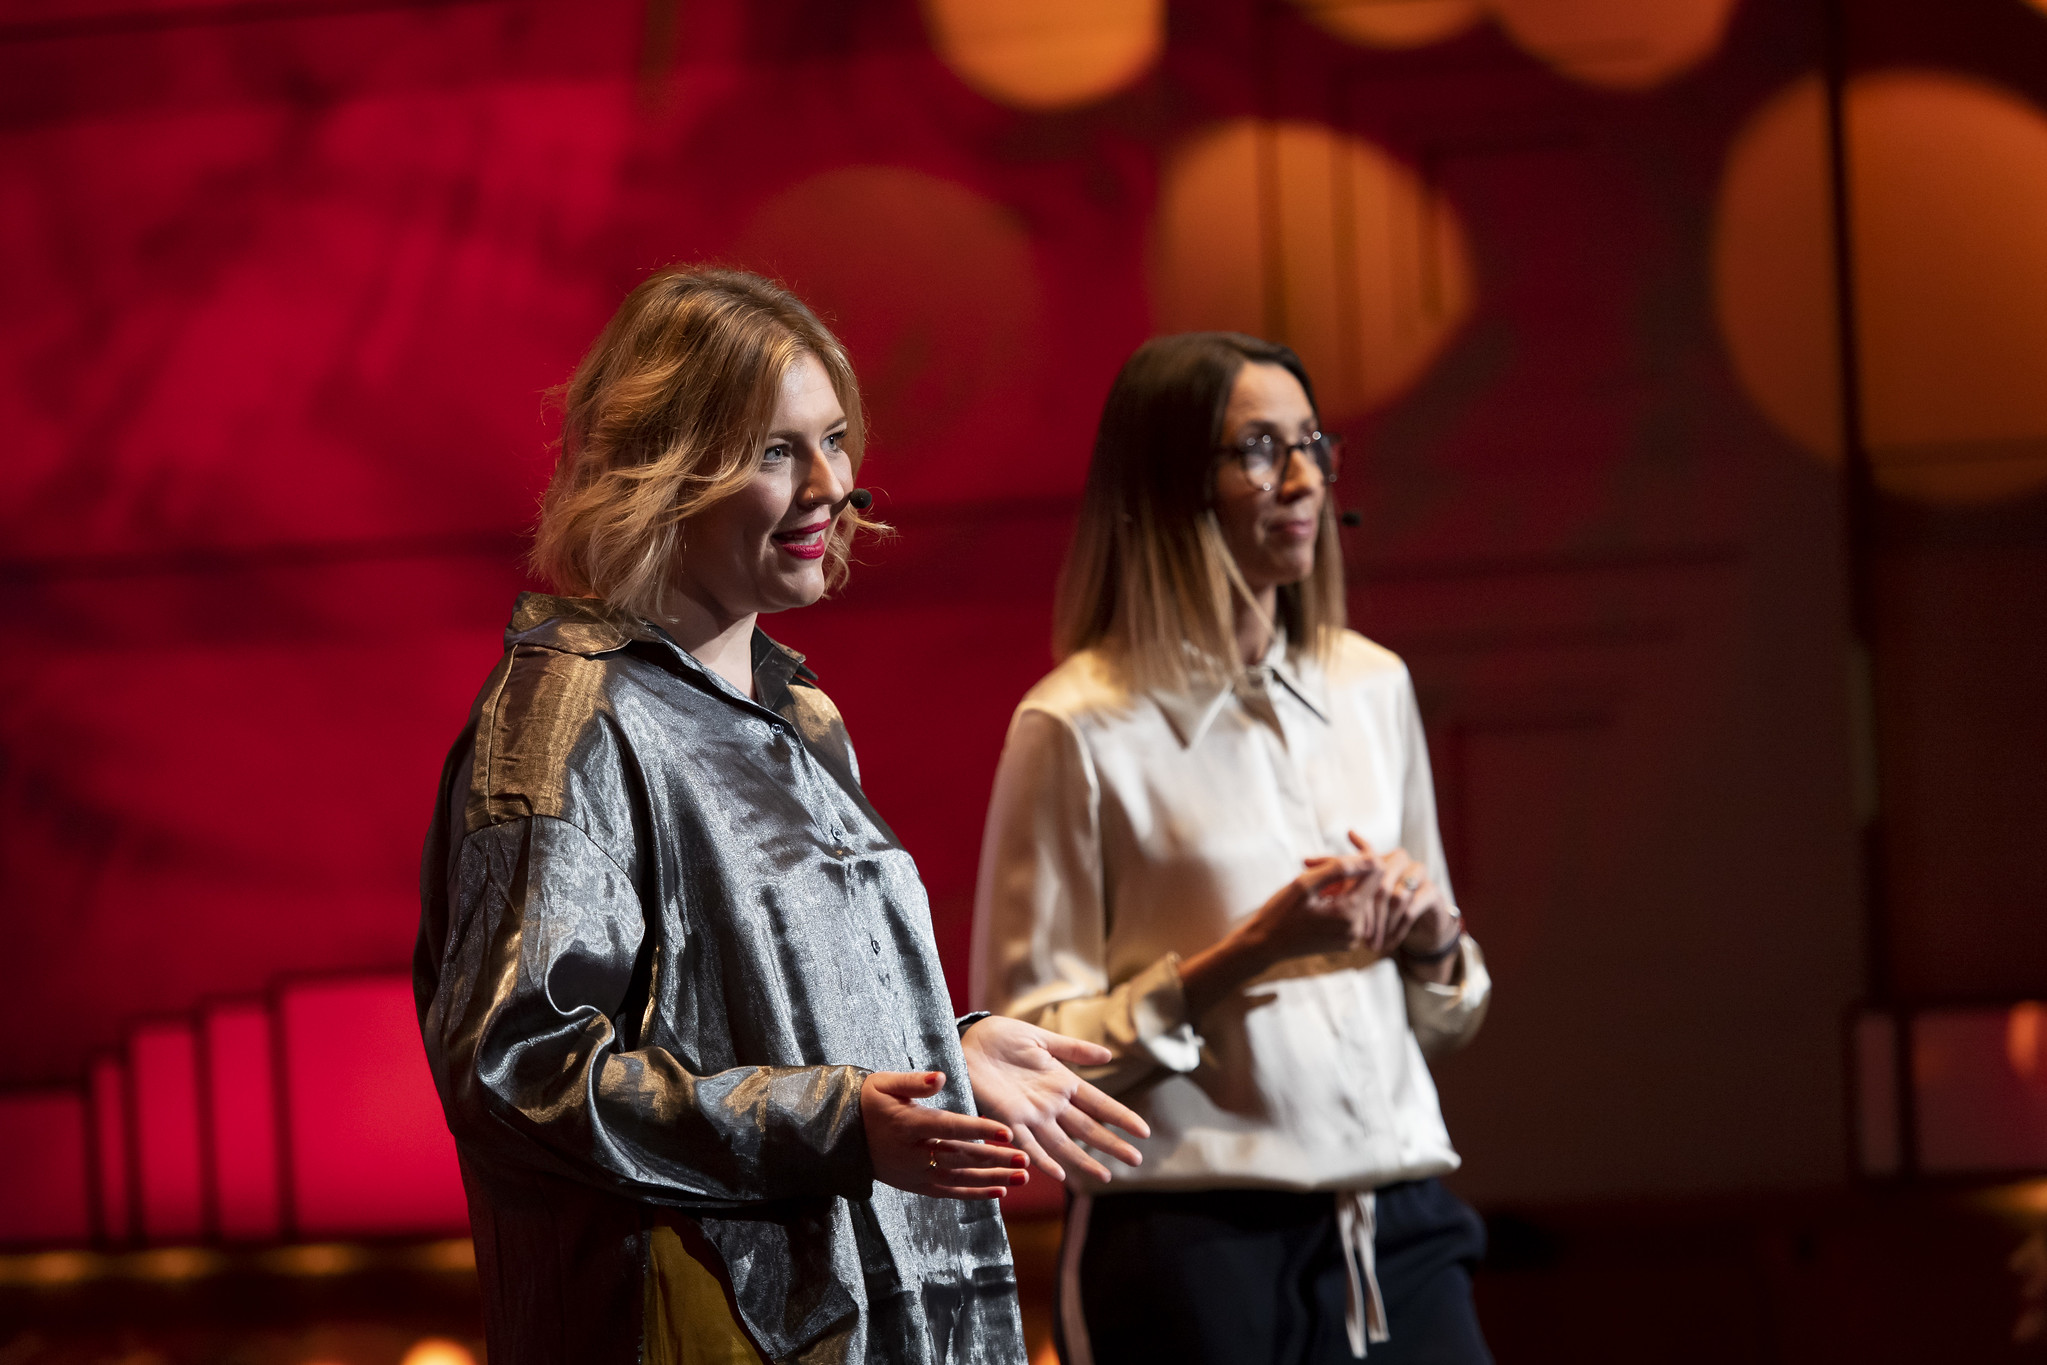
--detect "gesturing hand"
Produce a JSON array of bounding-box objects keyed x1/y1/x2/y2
[
  {"x1": 861, "y1": 1070, "x2": 1030, "y2": 1200},
  {"x1": 960, "y1": 1016, "x2": 1152, "y2": 1184}
]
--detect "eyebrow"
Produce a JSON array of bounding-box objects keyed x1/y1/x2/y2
[{"x1": 764, "y1": 420, "x2": 849, "y2": 442}]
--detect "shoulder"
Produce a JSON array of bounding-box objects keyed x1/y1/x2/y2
[
  {"x1": 1014, "y1": 649, "x2": 1138, "y2": 728},
  {"x1": 467, "y1": 624, "x2": 670, "y2": 831},
  {"x1": 1318, "y1": 628, "x2": 1413, "y2": 696}
]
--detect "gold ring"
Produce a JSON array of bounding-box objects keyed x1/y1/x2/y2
[{"x1": 928, "y1": 1151, "x2": 939, "y2": 1169}]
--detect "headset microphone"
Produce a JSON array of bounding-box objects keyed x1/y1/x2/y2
[
  {"x1": 1339, "y1": 510, "x2": 1362, "y2": 528},
  {"x1": 847, "y1": 488, "x2": 873, "y2": 511}
]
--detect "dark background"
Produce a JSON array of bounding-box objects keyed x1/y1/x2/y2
[{"x1": 3, "y1": 0, "x2": 2045, "y2": 1359}]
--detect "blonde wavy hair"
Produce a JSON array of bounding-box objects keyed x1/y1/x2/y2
[
  {"x1": 1053, "y1": 332, "x2": 1345, "y2": 692},
  {"x1": 531, "y1": 267, "x2": 876, "y2": 620}
]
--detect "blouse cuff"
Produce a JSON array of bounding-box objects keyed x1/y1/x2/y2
[
  {"x1": 955, "y1": 1011, "x2": 992, "y2": 1037},
  {"x1": 1127, "y1": 953, "x2": 1204, "y2": 1075}
]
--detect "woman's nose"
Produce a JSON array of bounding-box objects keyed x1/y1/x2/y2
[{"x1": 803, "y1": 447, "x2": 850, "y2": 506}]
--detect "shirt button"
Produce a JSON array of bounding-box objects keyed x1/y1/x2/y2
[{"x1": 870, "y1": 937, "x2": 881, "y2": 954}]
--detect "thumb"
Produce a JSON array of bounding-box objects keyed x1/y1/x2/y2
[
  {"x1": 871, "y1": 1069, "x2": 945, "y2": 1099},
  {"x1": 1347, "y1": 830, "x2": 1374, "y2": 855}
]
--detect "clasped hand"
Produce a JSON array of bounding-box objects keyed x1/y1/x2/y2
[{"x1": 861, "y1": 1019, "x2": 1150, "y2": 1201}]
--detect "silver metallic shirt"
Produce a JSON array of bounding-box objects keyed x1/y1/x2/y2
[{"x1": 417, "y1": 593, "x2": 1024, "y2": 1365}]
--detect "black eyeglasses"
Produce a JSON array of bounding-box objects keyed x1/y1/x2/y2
[{"x1": 1221, "y1": 429, "x2": 1342, "y2": 488}]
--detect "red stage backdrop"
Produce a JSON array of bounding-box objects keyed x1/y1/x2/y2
[{"x1": 3, "y1": 0, "x2": 2045, "y2": 1241}]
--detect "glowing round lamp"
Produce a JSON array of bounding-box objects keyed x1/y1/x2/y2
[
  {"x1": 1489, "y1": 0, "x2": 1738, "y2": 90},
  {"x1": 923, "y1": 0, "x2": 1163, "y2": 111},
  {"x1": 1151, "y1": 120, "x2": 1474, "y2": 422},
  {"x1": 1288, "y1": 0, "x2": 1483, "y2": 49}
]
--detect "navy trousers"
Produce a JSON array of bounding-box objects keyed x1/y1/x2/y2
[{"x1": 1061, "y1": 1180, "x2": 1492, "y2": 1365}]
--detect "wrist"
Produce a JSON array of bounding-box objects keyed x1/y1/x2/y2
[{"x1": 1398, "y1": 914, "x2": 1462, "y2": 964}]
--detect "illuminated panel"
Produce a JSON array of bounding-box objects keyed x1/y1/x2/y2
[
  {"x1": 1714, "y1": 72, "x2": 2047, "y2": 503},
  {"x1": 88, "y1": 1056, "x2": 132, "y2": 1243},
  {"x1": 0, "y1": 1091, "x2": 91, "y2": 1245},
  {"x1": 1151, "y1": 120, "x2": 1474, "y2": 423},
  {"x1": 1915, "y1": 1005, "x2": 2047, "y2": 1172},
  {"x1": 131, "y1": 1021, "x2": 205, "y2": 1243},
  {"x1": 279, "y1": 975, "x2": 467, "y2": 1237},
  {"x1": 203, "y1": 1000, "x2": 281, "y2": 1241},
  {"x1": 923, "y1": 0, "x2": 1163, "y2": 111}
]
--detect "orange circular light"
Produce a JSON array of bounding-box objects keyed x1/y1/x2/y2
[
  {"x1": 1714, "y1": 70, "x2": 2047, "y2": 502},
  {"x1": 923, "y1": 0, "x2": 1163, "y2": 111},
  {"x1": 399, "y1": 1339, "x2": 477, "y2": 1365},
  {"x1": 733, "y1": 168, "x2": 1045, "y2": 503},
  {"x1": 1151, "y1": 120, "x2": 1474, "y2": 422},
  {"x1": 1488, "y1": 0, "x2": 1738, "y2": 90},
  {"x1": 1288, "y1": 0, "x2": 1483, "y2": 49}
]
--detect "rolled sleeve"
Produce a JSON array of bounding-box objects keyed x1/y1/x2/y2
[
  {"x1": 972, "y1": 709, "x2": 1205, "y2": 1094},
  {"x1": 1403, "y1": 934, "x2": 1492, "y2": 1058}
]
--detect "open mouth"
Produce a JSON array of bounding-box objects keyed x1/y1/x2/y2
[{"x1": 772, "y1": 519, "x2": 831, "y2": 561}]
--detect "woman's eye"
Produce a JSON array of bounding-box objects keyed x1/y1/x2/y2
[
  {"x1": 824, "y1": 431, "x2": 844, "y2": 452},
  {"x1": 762, "y1": 443, "x2": 791, "y2": 464}
]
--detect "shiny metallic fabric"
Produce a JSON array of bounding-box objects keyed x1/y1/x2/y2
[{"x1": 417, "y1": 593, "x2": 1024, "y2": 1365}]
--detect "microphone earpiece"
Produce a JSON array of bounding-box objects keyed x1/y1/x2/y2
[
  {"x1": 1339, "y1": 509, "x2": 1362, "y2": 528},
  {"x1": 847, "y1": 488, "x2": 873, "y2": 512}
]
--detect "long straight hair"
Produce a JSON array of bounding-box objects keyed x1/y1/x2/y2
[
  {"x1": 531, "y1": 267, "x2": 877, "y2": 620},
  {"x1": 1052, "y1": 332, "x2": 1345, "y2": 690}
]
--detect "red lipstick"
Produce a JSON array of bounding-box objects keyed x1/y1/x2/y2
[{"x1": 773, "y1": 519, "x2": 831, "y2": 560}]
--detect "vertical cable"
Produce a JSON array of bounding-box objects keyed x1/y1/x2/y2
[{"x1": 1822, "y1": 0, "x2": 1911, "y2": 1177}]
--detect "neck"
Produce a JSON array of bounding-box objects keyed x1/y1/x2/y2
[
  {"x1": 1233, "y1": 585, "x2": 1278, "y2": 667},
  {"x1": 654, "y1": 583, "x2": 758, "y2": 698}
]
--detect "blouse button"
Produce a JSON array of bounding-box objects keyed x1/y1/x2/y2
[{"x1": 870, "y1": 937, "x2": 882, "y2": 955}]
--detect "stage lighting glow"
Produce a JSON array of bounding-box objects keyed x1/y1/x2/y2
[
  {"x1": 1714, "y1": 70, "x2": 2047, "y2": 503},
  {"x1": 923, "y1": 0, "x2": 1163, "y2": 111},
  {"x1": 1151, "y1": 120, "x2": 1474, "y2": 423},
  {"x1": 400, "y1": 1339, "x2": 477, "y2": 1365},
  {"x1": 1488, "y1": 0, "x2": 1737, "y2": 91},
  {"x1": 1289, "y1": 0, "x2": 1483, "y2": 49}
]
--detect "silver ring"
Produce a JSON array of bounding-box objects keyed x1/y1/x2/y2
[{"x1": 1398, "y1": 872, "x2": 1423, "y2": 895}]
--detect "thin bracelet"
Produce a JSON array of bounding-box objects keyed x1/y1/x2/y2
[{"x1": 1397, "y1": 921, "x2": 1463, "y2": 966}]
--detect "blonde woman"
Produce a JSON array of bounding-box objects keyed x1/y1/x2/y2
[
  {"x1": 972, "y1": 333, "x2": 1493, "y2": 1364},
  {"x1": 417, "y1": 268, "x2": 1145, "y2": 1365}
]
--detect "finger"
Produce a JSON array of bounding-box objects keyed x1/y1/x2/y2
[
  {"x1": 1060, "y1": 1109, "x2": 1142, "y2": 1169},
  {"x1": 870, "y1": 1069, "x2": 947, "y2": 1100},
  {"x1": 1071, "y1": 1083, "x2": 1151, "y2": 1142},
  {"x1": 903, "y1": 1109, "x2": 1015, "y2": 1150},
  {"x1": 1034, "y1": 1032, "x2": 1114, "y2": 1068},
  {"x1": 929, "y1": 1184, "x2": 1013, "y2": 1201},
  {"x1": 931, "y1": 1139, "x2": 1030, "y2": 1171},
  {"x1": 1011, "y1": 1124, "x2": 1067, "y2": 1184},
  {"x1": 1347, "y1": 830, "x2": 1374, "y2": 855},
  {"x1": 1039, "y1": 1122, "x2": 1113, "y2": 1184}
]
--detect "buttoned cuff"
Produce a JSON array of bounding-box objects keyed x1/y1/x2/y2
[{"x1": 1128, "y1": 953, "x2": 1205, "y2": 1074}]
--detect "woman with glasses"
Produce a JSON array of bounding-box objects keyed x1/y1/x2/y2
[
  {"x1": 972, "y1": 332, "x2": 1493, "y2": 1364},
  {"x1": 417, "y1": 267, "x2": 1147, "y2": 1365}
]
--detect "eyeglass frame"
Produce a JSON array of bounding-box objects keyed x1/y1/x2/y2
[{"x1": 1217, "y1": 427, "x2": 1343, "y2": 491}]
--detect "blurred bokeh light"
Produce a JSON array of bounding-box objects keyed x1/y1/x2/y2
[
  {"x1": 922, "y1": 0, "x2": 1164, "y2": 110},
  {"x1": 1715, "y1": 70, "x2": 2047, "y2": 502},
  {"x1": 1151, "y1": 119, "x2": 1474, "y2": 423}
]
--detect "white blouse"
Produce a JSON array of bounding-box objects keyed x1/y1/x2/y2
[{"x1": 970, "y1": 629, "x2": 1490, "y2": 1195}]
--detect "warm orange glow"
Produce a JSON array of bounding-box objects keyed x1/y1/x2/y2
[
  {"x1": 1487, "y1": 0, "x2": 1737, "y2": 90},
  {"x1": 1289, "y1": 0, "x2": 1483, "y2": 49},
  {"x1": 923, "y1": 0, "x2": 1163, "y2": 111},
  {"x1": 735, "y1": 167, "x2": 1045, "y2": 504},
  {"x1": 400, "y1": 1339, "x2": 478, "y2": 1365},
  {"x1": 1714, "y1": 71, "x2": 2047, "y2": 502},
  {"x1": 2011, "y1": 1003, "x2": 2047, "y2": 1082},
  {"x1": 1150, "y1": 120, "x2": 1474, "y2": 422}
]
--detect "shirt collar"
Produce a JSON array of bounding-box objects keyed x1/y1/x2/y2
[
  {"x1": 504, "y1": 591, "x2": 818, "y2": 698},
  {"x1": 1150, "y1": 631, "x2": 1330, "y2": 748}
]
